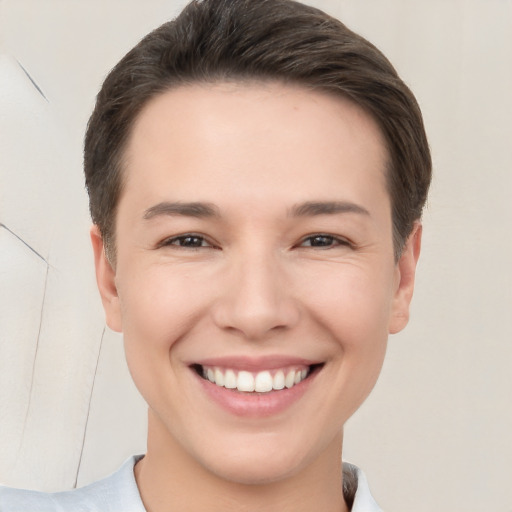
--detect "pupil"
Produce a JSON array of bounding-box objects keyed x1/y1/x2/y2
[
  {"x1": 311, "y1": 235, "x2": 332, "y2": 246},
  {"x1": 182, "y1": 236, "x2": 202, "y2": 247}
]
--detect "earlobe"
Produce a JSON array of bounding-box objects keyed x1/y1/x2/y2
[
  {"x1": 90, "y1": 225, "x2": 123, "y2": 332},
  {"x1": 388, "y1": 222, "x2": 422, "y2": 334}
]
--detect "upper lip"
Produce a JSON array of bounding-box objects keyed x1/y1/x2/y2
[{"x1": 189, "y1": 355, "x2": 322, "y2": 372}]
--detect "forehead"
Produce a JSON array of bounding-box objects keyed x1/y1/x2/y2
[{"x1": 121, "y1": 81, "x2": 389, "y2": 215}]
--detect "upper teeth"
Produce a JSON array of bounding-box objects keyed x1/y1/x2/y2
[{"x1": 202, "y1": 366, "x2": 309, "y2": 393}]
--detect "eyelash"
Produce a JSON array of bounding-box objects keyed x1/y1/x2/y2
[{"x1": 159, "y1": 233, "x2": 352, "y2": 250}]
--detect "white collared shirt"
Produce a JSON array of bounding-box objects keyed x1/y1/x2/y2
[{"x1": 0, "y1": 456, "x2": 382, "y2": 511}]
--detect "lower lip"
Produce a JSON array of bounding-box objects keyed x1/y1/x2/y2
[{"x1": 194, "y1": 369, "x2": 318, "y2": 418}]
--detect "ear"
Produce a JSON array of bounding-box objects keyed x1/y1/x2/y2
[
  {"x1": 388, "y1": 222, "x2": 422, "y2": 334},
  {"x1": 90, "y1": 225, "x2": 123, "y2": 332}
]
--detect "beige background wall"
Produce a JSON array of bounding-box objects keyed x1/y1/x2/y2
[{"x1": 1, "y1": 1, "x2": 511, "y2": 511}]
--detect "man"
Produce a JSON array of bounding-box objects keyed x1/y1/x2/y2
[{"x1": 0, "y1": 0, "x2": 430, "y2": 510}]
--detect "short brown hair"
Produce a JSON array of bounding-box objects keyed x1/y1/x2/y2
[{"x1": 84, "y1": 0, "x2": 431, "y2": 261}]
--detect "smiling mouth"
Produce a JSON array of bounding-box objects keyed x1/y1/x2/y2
[{"x1": 192, "y1": 364, "x2": 323, "y2": 393}]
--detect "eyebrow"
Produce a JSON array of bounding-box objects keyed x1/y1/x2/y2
[
  {"x1": 143, "y1": 201, "x2": 220, "y2": 220},
  {"x1": 143, "y1": 200, "x2": 369, "y2": 221},
  {"x1": 289, "y1": 201, "x2": 370, "y2": 217}
]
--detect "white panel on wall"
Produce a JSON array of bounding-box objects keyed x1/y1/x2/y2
[
  {"x1": 0, "y1": 228, "x2": 48, "y2": 475},
  {"x1": 0, "y1": 55, "x2": 58, "y2": 257},
  {"x1": 75, "y1": 328, "x2": 148, "y2": 488},
  {"x1": 0, "y1": 54, "x2": 105, "y2": 491}
]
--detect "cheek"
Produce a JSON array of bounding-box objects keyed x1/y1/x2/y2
[
  {"x1": 117, "y1": 269, "x2": 213, "y2": 413},
  {"x1": 117, "y1": 267, "x2": 213, "y2": 374},
  {"x1": 301, "y1": 264, "x2": 392, "y2": 409},
  {"x1": 302, "y1": 264, "x2": 395, "y2": 346}
]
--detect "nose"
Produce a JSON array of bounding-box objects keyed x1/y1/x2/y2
[{"x1": 211, "y1": 249, "x2": 300, "y2": 341}]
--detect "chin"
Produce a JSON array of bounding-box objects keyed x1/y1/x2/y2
[
  {"x1": 192, "y1": 431, "x2": 321, "y2": 486},
  {"x1": 204, "y1": 453, "x2": 303, "y2": 486}
]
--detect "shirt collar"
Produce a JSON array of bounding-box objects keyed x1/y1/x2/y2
[{"x1": 343, "y1": 462, "x2": 383, "y2": 512}]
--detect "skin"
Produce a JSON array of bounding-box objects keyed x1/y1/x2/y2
[{"x1": 91, "y1": 82, "x2": 421, "y2": 512}]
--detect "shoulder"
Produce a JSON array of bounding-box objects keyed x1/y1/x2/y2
[
  {"x1": 0, "y1": 456, "x2": 146, "y2": 512},
  {"x1": 1, "y1": 457, "x2": 381, "y2": 512}
]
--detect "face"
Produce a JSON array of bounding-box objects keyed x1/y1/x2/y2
[{"x1": 92, "y1": 82, "x2": 420, "y2": 485}]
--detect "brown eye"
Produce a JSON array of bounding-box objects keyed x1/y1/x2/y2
[
  {"x1": 300, "y1": 234, "x2": 350, "y2": 248},
  {"x1": 164, "y1": 235, "x2": 209, "y2": 248},
  {"x1": 308, "y1": 235, "x2": 335, "y2": 247}
]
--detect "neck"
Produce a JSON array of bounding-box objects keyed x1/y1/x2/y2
[{"x1": 135, "y1": 410, "x2": 349, "y2": 512}]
